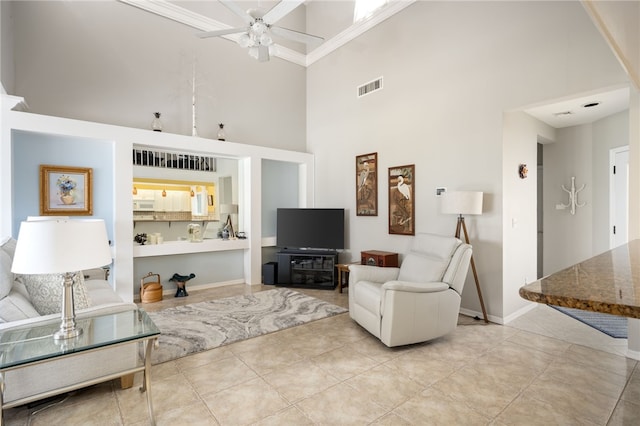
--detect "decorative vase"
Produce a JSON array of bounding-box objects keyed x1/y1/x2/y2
[
  {"x1": 217, "y1": 123, "x2": 226, "y2": 141},
  {"x1": 151, "y1": 112, "x2": 163, "y2": 132},
  {"x1": 60, "y1": 194, "x2": 74, "y2": 205}
]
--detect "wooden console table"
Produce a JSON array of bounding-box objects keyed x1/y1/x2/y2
[{"x1": 519, "y1": 239, "x2": 640, "y2": 359}]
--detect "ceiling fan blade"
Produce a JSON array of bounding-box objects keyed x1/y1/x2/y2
[
  {"x1": 270, "y1": 26, "x2": 324, "y2": 45},
  {"x1": 197, "y1": 27, "x2": 247, "y2": 38},
  {"x1": 219, "y1": 0, "x2": 254, "y2": 25},
  {"x1": 263, "y1": 0, "x2": 305, "y2": 25}
]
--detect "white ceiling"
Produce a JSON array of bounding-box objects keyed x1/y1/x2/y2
[
  {"x1": 523, "y1": 86, "x2": 630, "y2": 129},
  {"x1": 121, "y1": 0, "x2": 631, "y2": 127},
  {"x1": 120, "y1": 0, "x2": 414, "y2": 67}
]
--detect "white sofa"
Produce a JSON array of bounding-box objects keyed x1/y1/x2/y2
[
  {"x1": 0, "y1": 236, "x2": 139, "y2": 407},
  {"x1": 349, "y1": 233, "x2": 472, "y2": 347}
]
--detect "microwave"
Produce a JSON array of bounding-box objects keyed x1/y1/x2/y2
[{"x1": 133, "y1": 200, "x2": 155, "y2": 211}]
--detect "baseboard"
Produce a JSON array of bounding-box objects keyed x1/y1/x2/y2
[
  {"x1": 502, "y1": 302, "x2": 538, "y2": 324},
  {"x1": 459, "y1": 307, "x2": 501, "y2": 325},
  {"x1": 135, "y1": 279, "x2": 246, "y2": 302}
]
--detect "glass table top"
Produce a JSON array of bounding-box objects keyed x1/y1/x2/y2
[{"x1": 0, "y1": 309, "x2": 160, "y2": 370}]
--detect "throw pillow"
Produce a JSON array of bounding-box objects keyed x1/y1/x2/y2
[
  {"x1": 21, "y1": 272, "x2": 92, "y2": 315},
  {"x1": 0, "y1": 249, "x2": 12, "y2": 299}
]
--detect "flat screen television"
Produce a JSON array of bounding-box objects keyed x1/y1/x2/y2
[{"x1": 276, "y1": 208, "x2": 345, "y2": 250}]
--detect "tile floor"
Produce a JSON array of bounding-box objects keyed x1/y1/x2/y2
[{"x1": 4, "y1": 284, "x2": 640, "y2": 425}]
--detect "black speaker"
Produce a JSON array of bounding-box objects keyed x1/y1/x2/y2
[{"x1": 262, "y1": 262, "x2": 278, "y2": 285}]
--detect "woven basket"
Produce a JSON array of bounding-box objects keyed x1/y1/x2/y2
[{"x1": 140, "y1": 272, "x2": 163, "y2": 303}]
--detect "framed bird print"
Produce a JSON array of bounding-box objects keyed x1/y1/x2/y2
[
  {"x1": 356, "y1": 153, "x2": 378, "y2": 216},
  {"x1": 388, "y1": 164, "x2": 415, "y2": 235}
]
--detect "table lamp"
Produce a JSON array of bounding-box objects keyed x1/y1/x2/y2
[
  {"x1": 441, "y1": 191, "x2": 488, "y2": 323},
  {"x1": 11, "y1": 218, "x2": 112, "y2": 340},
  {"x1": 220, "y1": 204, "x2": 238, "y2": 239}
]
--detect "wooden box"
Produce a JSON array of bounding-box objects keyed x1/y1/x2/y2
[{"x1": 361, "y1": 250, "x2": 399, "y2": 267}]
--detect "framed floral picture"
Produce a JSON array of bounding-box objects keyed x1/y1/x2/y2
[
  {"x1": 356, "y1": 152, "x2": 378, "y2": 216},
  {"x1": 40, "y1": 165, "x2": 93, "y2": 216},
  {"x1": 388, "y1": 164, "x2": 415, "y2": 235}
]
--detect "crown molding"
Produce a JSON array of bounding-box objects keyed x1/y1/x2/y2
[{"x1": 118, "y1": 0, "x2": 415, "y2": 67}]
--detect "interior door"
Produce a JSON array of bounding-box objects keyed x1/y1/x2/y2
[{"x1": 610, "y1": 146, "x2": 629, "y2": 248}]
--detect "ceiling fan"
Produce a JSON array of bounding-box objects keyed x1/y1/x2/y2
[{"x1": 197, "y1": 0, "x2": 324, "y2": 62}]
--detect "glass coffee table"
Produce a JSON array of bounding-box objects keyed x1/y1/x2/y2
[{"x1": 0, "y1": 309, "x2": 160, "y2": 425}]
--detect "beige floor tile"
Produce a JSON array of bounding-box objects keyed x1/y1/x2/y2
[
  {"x1": 29, "y1": 392, "x2": 122, "y2": 426},
  {"x1": 175, "y1": 345, "x2": 235, "y2": 371},
  {"x1": 183, "y1": 355, "x2": 258, "y2": 395},
  {"x1": 370, "y1": 412, "x2": 413, "y2": 425},
  {"x1": 541, "y1": 358, "x2": 629, "y2": 399},
  {"x1": 116, "y1": 372, "x2": 199, "y2": 424},
  {"x1": 152, "y1": 400, "x2": 219, "y2": 426},
  {"x1": 608, "y1": 399, "x2": 640, "y2": 426},
  {"x1": 562, "y1": 344, "x2": 636, "y2": 377},
  {"x1": 385, "y1": 350, "x2": 459, "y2": 387},
  {"x1": 344, "y1": 334, "x2": 415, "y2": 363},
  {"x1": 311, "y1": 345, "x2": 380, "y2": 381},
  {"x1": 296, "y1": 382, "x2": 388, "y2": 425},
  {"x1": 392, "y1": 387, "x2": 489, "y2": 425},
  {"x1": 621, "y1": 367, "x2": 640, "y2": 402},
  {"x1": 201, "y1": 377, "x2": 289, "y2": 425},
  {"x1": 432, "y1": 363, "x2": 527, "y2": 418},
  {"x1": 281, "y1": 331, "x2": 346, "y2": 358},
  {"x1": 497, "y1": 392, "x2": 599, "y2": 426},
  {"x1": 235, "y1": 340, "x2": 305, "y2": 375},
  {"x1": 263, "y1": 359, "x2": 341, "y2": 403},
  {"x1": 345, "y1": 364, "x2": 423, "y2": 410},
  {"x1": 523, "y1": 375, "x2": 618, "y2": 425},
  {"x1": 252, "y1": 406, "x2": 315, "y2": 426},
  {"x1": 506, "y1": 330, "x2": 571, "y2": 356}
]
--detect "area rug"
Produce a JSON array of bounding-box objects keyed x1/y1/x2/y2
[
  {"x1": 147, "y1": 288, "x2": 348, "y2": 364},
  {"x1": 549, "y1": 305, "x2": 627, "y2": 338}
]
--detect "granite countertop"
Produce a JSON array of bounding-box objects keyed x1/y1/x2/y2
[{"x1": 519, "y1": 239, "x2": 640, "y2": 319}]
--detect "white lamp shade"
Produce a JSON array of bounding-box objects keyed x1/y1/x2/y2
[
  {"x1": 220, "y1": 204, "x2": 238, "y2": 215},
  {"x1": 11, "y1": 218, "x2": 112, "y2": 274},
  {"x1": 441, "y1": 191, "x2": 483, "y2": 215}
]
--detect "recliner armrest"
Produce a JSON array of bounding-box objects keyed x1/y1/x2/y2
[
  {"x1": 349, "y1": 264, "x2": 400, "y2": 284},
  {"x1": 382, "y1": 281, "x2": 449, "y2": 293}
]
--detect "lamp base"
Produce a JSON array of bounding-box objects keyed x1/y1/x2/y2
[
  {"x1": 54, "y1": 326, "x2": 83, "y2": 341},
  {"x1": 54, "y1": 272, "x2": 83, "y2": 340}
]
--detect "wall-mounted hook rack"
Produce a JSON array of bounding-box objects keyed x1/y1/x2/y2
[{"x1": 560, "y1": 176, "x2": 585, "y2": 215}]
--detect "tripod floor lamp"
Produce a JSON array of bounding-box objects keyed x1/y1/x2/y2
[{"x1": 442, "y1": 191, "x2": 488, "y2": 323}]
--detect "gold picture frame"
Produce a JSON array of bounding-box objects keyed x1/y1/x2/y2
[
  {"x1": 356, "y1": 152, "x2": 378, "y2": 216},
  {"x1": 40, "y1": 165, "x2": 93, "y2": 216},
  {"x1": 388, "y1": 164, "x2": 415, "y2": 235}
]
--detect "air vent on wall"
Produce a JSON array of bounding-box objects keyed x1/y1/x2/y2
[{"x1": 357, "y1": 77, "x2": 383, "y2": 98}]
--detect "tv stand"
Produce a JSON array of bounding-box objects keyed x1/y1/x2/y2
[{"x1": 276, "y1": 250, "x2": 338, "y2": 290}]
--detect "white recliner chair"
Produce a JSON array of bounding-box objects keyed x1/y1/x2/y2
[{"x1": 349, "y1": 233, "x2": 472, "y2": 347}]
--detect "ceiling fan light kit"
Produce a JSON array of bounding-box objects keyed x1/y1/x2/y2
[{"x1": 197, "y1": 0, "x2": 323, "y2": 62}]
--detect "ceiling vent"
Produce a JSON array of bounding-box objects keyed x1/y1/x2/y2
[{"x1": 358, "y1": 77, "x2": 383, "y2": 98}]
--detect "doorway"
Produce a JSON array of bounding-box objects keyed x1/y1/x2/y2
[
  {"x1": 537, "y1": 143, "x2": 543, "y2": 279},
  {"x1": 610, "y1": 146, "x2": 629, "y2": 249}
]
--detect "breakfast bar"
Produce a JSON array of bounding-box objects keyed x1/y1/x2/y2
[{"x1": 519, "y1": 239, "x2": 640, "y2": 360}]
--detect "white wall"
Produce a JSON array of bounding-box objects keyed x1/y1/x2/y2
[
  {"x1": 306, "y1": 1, "x2": 628, "y2": 321},
  {"x1": 592, "y1": 110, "x2": 629, "y2": 254},
  {"x1": 543, "y1": 110, "x2": 629, "y2": 275},
  {"x1": 0, "y1": 1, "x2": 14, "y2": 94},
  {"x1": 503, "y1": 112, "x2": 555, "y2": 319},
  {"x1": 8, "y1": 1, "x2": 307, "y2": 151},
  {"x1": 543, "y1": 125, "x2": 594, "y2": 275}
]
